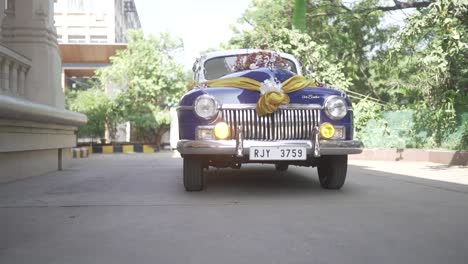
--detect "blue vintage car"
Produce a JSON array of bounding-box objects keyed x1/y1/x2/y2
[{"x1": 177, "y1": 49, "x2": 363, "y2": 191}]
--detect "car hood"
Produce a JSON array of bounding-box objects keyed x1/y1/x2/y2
[{"x1": 179, "y1": 68, "x2": 348, "y2": 107}]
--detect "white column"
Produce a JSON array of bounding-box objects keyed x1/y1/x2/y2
[
  {"x1": 0, "y1": 58, "x2": 4, "y2": 92},
  {"x1": 1, "y1": 59, "x2": 10, "y2": 93},
  {"x1": 17, "y1": 65, "x2": 26, "y2": 96},
  {"x1": 61, "y1": 68, "x2": 65, "y2": 91},
  {"x1": 0, "y1": 0, "x2": 6, "y2": 40},
  {"x1": 9, "y1": 62, "x2": 17, "y2": 95}
]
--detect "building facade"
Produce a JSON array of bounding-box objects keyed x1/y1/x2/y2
[
  {"x1": 54, "y1": 0, "x2": 140, "y2": 45},
  {"x1": 54, "y1": 0, "x2": 141, "y2": 89}
]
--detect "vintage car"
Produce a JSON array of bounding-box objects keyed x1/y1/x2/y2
[{"x1": 177, "y1": 49, "x2": 363, "y2": 191}]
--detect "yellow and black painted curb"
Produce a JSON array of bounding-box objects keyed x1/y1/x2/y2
[
  {"x1": 72, "y1": 144, "x2": 161, "y2": 158},
  {"x1": 72, "y1": 147, "x2": 89, "y2": 158}
]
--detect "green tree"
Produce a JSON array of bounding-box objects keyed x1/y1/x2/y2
[
  {"x1": 97, "y1": 30, "x2": 187, "y2": 146},
  {"x1": 387, "y1": 0, "x2": 468, "y2": 147},
  {"x1": 225, "y1": 0, "x2": 467, "y2": 149},
  {"x1": 66, "y1": 88, "x2": 117, "y2": 141},
  {"x1": 225, "y1": 0, "x2": 404, "y2": 100},
  {"x1": 389, "y1": 0, "x2": 467, "y2": 103}
]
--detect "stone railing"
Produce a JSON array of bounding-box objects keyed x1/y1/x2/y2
[{"x1": 0, "y1": 44, "x2": 31, "y2": 98}]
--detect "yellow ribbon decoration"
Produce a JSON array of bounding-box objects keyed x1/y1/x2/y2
[
  {"x1": 204, "y1": 75, "x2": 316, "y2": 116},
  {"x1": 256, "y1": 91, "x2": 290, "y2": 116},
  {"x1": 204, "y1": 77, "x2": 261, "y2": 91}
]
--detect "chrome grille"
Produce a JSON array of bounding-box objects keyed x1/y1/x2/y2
[{"x1": 221, "y1": 106, "x2": 320, "y2": 140}]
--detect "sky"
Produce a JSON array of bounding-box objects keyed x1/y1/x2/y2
[{"x1": 134, "y1": 0, "x2": 252, "y2": 69}]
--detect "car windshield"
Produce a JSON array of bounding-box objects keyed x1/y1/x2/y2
[{"x1": 203, "y1": 55, "x2": 298, "y2": 80}]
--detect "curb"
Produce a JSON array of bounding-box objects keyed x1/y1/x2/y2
[
  {"x1": 72, "y1": 145, "x2": 467, "y2": 166},
  {"x1": 350, "y1": 148, "x2": 468, "y2": 166},
  {"x1": 72, "y1": 144, "x2": 159, "y2": 158},
  {"x1": 72, "y1": 147, "x2": 89, "y2": 158}
]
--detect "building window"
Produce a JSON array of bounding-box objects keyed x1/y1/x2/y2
[
  {"x1": 68, "y1": 26, "x2": 86, "y2": 30},
  {"x1": 57, "y1": 35, "x2": 63, "y2": 43},
  {"x1": 90, "y1": 35, "x2": 108, "y2": 44},
  {"x1": 68, "y1": 35, "x2": 86, "y2": 43},
  {"x1": 54, "y1": 0, "x2": 66, "y2": 12},
  {"x1": 67, "y1": 0, "x2": 91, "y2": 13},
  {"x1": 94, "y1": 14, "x2": 106, "y2": 22}
]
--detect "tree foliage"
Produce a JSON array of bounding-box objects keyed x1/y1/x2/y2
[
  {"x1": 96, "y1": 30, "x2": 186, "y2": 145},
  {"x1": 390, "y1": 0, "x2": 467, "y2": 103},
  {"x1": 224, "y1": 0, "x2": 467, "y2": 149},
  {"x1": 66, "y1": 88, "x2": 117, "y2": 140}
]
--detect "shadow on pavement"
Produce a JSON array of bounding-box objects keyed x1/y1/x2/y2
[
  {"x1": 196, "y1": 164, "x2": 359, "y2": 198},
  {"x1": 205, "y1": 166, "x2": 320, "y2": 190}
]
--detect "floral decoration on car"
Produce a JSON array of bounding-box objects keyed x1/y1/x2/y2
[
  {"x1": 231, "y1": 51, "x2": 288, "y2": 72},
  {"x1": 260, "y1": 77, "x2": 283, "y2": 95}
]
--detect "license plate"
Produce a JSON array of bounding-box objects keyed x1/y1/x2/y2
[{"x1": 249, "y1": 146, "x2": 307, "y2": 160}]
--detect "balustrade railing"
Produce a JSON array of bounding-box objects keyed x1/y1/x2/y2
[{"x1": 0, "y1": 44, "x2": 31, "y2": 98}]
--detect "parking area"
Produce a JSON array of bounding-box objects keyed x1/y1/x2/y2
[{"x1": 1, "y1": 152, "x2": 467, "y2": 264}]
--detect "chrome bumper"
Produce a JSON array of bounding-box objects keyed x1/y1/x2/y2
[{"x1": 177, "y1": 139, "x2": 363, "y2": 157}]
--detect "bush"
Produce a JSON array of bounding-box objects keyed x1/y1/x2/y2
[
  {"x1": 355, "y1": 102, "x2": 467, "y2": 150},
  {"x1": 66, "y1": 88, "x2": 117, "y2": 139},
  {"x1": 357, "y1": 110, "x2": 414, "y2": 149},
  {"x1": 441, "y1": 113, "x2": 468, "y2": 150}
]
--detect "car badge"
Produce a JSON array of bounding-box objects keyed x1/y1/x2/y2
[{"x1": 302, "y1": 94, "x2": 319, "y2": 100}]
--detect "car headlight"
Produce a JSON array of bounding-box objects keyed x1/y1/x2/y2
[
  {"x1": 194, "y1": 94, "x2": 219, "y2": 120},
  {"x1": 324, "y1": 96, "x2": 348, "y2": 120}
]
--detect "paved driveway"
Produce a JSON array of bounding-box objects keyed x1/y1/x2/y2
[{"x1": 1, "y1": 153, "x2": 467, "y2": 264}]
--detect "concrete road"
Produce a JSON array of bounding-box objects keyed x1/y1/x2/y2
[{"x1": 1, "y1": 153, "x2": 467, "y2": 264}]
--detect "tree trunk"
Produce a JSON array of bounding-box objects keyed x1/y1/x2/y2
[{"x1": 153, "y1": 127, "x2": 169, "y2": 147}]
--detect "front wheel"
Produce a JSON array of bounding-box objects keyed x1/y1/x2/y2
[
  {"x1": 183, "y1": 155, "x2": 204, "y2": 191},
  {"x1": 317, "y1": 155, "x2": 347, "y2": 190}
]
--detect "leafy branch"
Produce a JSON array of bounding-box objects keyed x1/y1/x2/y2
[{"x1": 308, "y1": 0, "x2": 434, "y2": 18}]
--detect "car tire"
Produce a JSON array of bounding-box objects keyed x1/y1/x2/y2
[
  {"x1": 275, "y1": 164, "x2": 289, "y2": 171},
  {"x1": 317, "y1": 155, "x2": 347, "y2": 190},
  {"x1": 183, "y1": 155, "x2": 204, "y2": 191}
]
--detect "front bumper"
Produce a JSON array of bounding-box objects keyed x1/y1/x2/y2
[{"x1": 177, "y1": 139, "x2": 363, "y2": 157}]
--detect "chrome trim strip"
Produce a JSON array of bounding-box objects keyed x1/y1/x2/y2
[
  {"x1": 236, "y1": 125, "x2": 243, "y2": 157},
  {"x1": 177, "y1": 139, "x2": 363, "y2": 156},
  {"x1": 219, "y1": 107, "x2": 320, "y2": 141},
  {"x1": 221, "y1": 104, "x2": 323, "y2": 110},
  {"x1": 176, "y1": 105, "x2": 194, "y2": 111},
  {"x1": 312, "y1": 126, "x2": 320, "y2": 157},
  {"x1": 178, "y1": 103, "x2": 346, "y2": 114}
]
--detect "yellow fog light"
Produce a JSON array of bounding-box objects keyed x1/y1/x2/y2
[
  {"x1": 214, "y1": 122, "x2": 230, "y2": 139},
  {"x1": 320, "y1": 123, "x2": 335, "y2": 139}
]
